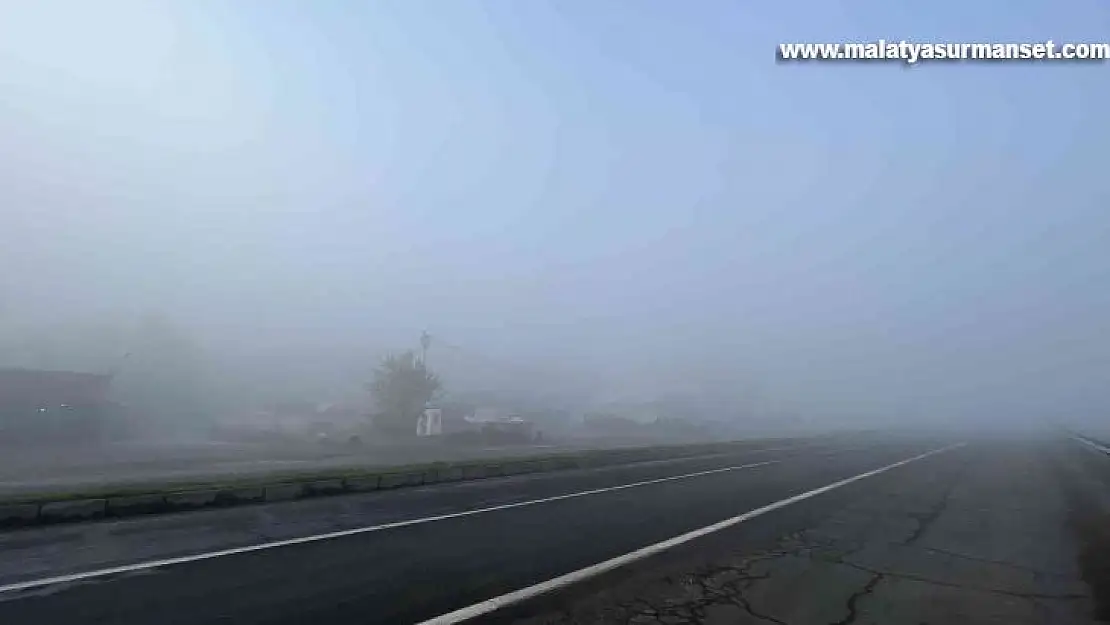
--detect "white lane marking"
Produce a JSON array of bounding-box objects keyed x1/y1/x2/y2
[
  {"x1": 417, "y1": 442, "x2": 967, "y2": 625},
  {"x1": 1072, "y1": 435, "x2": 1110, "y2": 455},
  {"x1": 0, "y1": 460, "x2": 781, "y2": 595}
]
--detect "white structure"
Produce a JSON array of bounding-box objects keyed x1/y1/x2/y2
[{"x1": 416, "y1": 408, "x2": 443, "y2": 436}]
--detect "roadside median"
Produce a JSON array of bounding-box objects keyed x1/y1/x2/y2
[{"x1": 0, "y1": 438, "x2": 797, "y2": 530}]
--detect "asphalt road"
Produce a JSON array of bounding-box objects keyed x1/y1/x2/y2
[{"x1": 0, "y1": 434, "x2": 1103, "y2": 625}]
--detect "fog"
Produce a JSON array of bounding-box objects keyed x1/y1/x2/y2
[{"x1": 2, "y1": 1, "x2": 1109, "y2": 445}]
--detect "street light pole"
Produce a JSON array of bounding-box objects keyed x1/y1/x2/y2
[{"x1": 420, "y1": 330, "x2": 431, "y2": 367}]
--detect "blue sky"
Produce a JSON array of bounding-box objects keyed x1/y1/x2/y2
[{"x1": 2, "y1": 1, "x2": 1109, "y2": 422}]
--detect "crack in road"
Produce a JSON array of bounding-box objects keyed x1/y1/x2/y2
[
  {"x1": 698, "y1": 559, "x2": 785, "y2": 624},
  {"x1": 904, "y1": 459, "x2": 969, "y2": 545},
  {"x1": 919, "y1": 546, "x2": 1073, "y2": 578},
  {"x1": 609, "y1": 554, "x2": 793, "y2": 624},
  {"x1": 732, "y1": 593, "x2": 790, "y2": 625},
  {"x1": 832, "y1": 559, "x2": 1088, "y2": 601},
  {"x1": 829, "y1": 573, "x2": 882, "y2": 625}
]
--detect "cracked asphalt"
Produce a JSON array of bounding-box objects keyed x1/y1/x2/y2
[{"x1": 508, "y1": 439, "x2": 1107, "y2": 625}]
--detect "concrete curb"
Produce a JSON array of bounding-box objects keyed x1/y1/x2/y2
[
  {"x1": 0, "y1": 438, "x2": 797, "y2": 530},
  {"x1": 165, "y1": 490, "x2": 219, "y2": 509},
  {"x1": 39, "y1": 498, "x2": 107, "y2": 523}
]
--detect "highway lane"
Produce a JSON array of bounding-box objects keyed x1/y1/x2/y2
[{"x1": 0, "y1": 437, "x2": 954, "y2": 625}]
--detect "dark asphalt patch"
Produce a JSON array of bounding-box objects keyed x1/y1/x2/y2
[
  {"x1": 1050, "y1": 442, "x2": 1110, "y2": 622},
  {"x1": 1071, "y1": 505, "x2": 1110, "y2": 621}
]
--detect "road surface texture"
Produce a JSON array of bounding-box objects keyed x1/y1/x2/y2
[{"x1": 0, "y1": 435, "x2": 1104, "y2": 625}]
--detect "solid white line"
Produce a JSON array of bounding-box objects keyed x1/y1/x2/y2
[
  {"x1": 0, "y1": 459, "x2": 781, "y2": 594},
  {"x1": 416, "y1": 442, "x2": 967, "y2": 625},
  {"x1": 1071, "y1": 435, "x2": 1110, "y2": 455}
]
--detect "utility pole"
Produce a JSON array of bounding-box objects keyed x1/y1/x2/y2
[{"x1": 420, "y1": 330, "x2": 431, "y2": 367}]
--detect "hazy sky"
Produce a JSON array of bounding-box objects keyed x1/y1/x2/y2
[{"x1": 3, "y1": 1, "x2": 1109, "y2": 422}]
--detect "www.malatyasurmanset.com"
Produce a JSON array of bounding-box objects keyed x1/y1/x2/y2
[{"x1": 778, "y1": 39, "x2": 1110, "y2": 64}]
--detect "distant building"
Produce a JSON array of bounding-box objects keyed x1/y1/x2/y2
[{"x1": 0, "y1": 368, "x2": 115, "y2": 445}]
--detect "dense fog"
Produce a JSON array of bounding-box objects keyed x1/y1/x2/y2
[{"x1": 2, "y1": 1, "x2": 1109, "y2": 448}]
